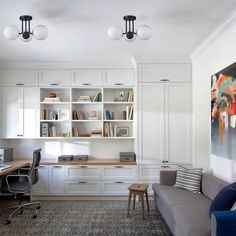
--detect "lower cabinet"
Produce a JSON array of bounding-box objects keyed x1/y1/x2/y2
[
  {"x1": 101, "y1": 181, "x2": 133, "y2": 195},
  {"x1": 32, "y1": 165, "x2": 49, "y2": 195},
  {"x1": 65, "y1": 181, "x2": 100, "y2": 195}
]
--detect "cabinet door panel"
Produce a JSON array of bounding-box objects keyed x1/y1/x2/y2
[
  {"x1": 165, "y1": 83, "x2": 192, "y2": 163},
  {"x1": 73, "y1": 70, "x2": 103, "y2": 86},
  {"x1": 139, "y1": 64, "x2": 191, "y2": 82},
  {"x1": 3, "y1": 87, "x2": 23, "y2": 137},
  {"x1": 139, "y1": 83, "x2": 165, "y2": 162},
  {"x1": 23, "y1": 87, "x2": 39, "y2": 137},
  {"x1": 103, "y1": 70, "x2": 135, "y2": 86},
  {"x1": 49, "y1": 166, "x2": 65, "y2": 194},
  {"x1": 39, "y1": 70, "x2": 72, "y2": 86},
  {"x1": 31, "y1": 165, "x2": 49, "y2": 195},
  {"x1": 3, "y1": 70, "x2": 38, "y2": 86}
]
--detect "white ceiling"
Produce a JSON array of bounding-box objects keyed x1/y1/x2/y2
[{"x1": 0, "y1": 0, "x2": 235, "y2": 62}]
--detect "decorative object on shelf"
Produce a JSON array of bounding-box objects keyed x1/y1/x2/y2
[
  {"x1": 48, "y1": 110, "x2": 58, "y2": 120},
  {"x1": 107, "y1": 15, "x2": 151, "y2": 42},
  {"x1": 58, "y1": 109, "x2": 70, "y2": 120},
  {"x1": 3, "y1": 15, "x2": 48, "y2": 41},
  {"x1": 88, "y1": 111, "x2": 99, "y2": 120},
  {"x1": 48, "y1": 92, "x2": 57, "y2": 98},
  {"x1": 117, "y1": 127, "x2": 129, "y2": 137},
  {"x1": 119, "y1": 91, "x2": 125, "y2": 102},
  {"x1": 113, "y1": 98, "x2": 119, "y2": 102}
]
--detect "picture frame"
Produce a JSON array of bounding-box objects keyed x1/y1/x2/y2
[
  {"x1": 116, "y1": 126, "x2": 129, "y2": 137},
  {"x1": 58, "y1": 109, "x2": 70, "y2": 120}
]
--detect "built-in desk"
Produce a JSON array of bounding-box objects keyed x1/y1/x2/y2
[{"x1": 0, "y1": 160, "x2": 31, "y2": 176}]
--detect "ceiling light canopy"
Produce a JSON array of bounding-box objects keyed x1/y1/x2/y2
[
  {"x1": 3, "y1": 15, "x2": 48, "y2": 42},
  {"x1": 107, "y1": 15, "x2": 151, "y2": 42}
]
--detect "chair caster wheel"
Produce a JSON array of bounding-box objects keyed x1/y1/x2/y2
[
  {"x1": 20, "y1": 210, "x2": 23, "y2": 215},
  {"x1": 32, "y1": 215, "x2": 37, "y2": 219},
  {"x1": 36, "y1": 206, "x2": 41, "y2": 210},
  {"x1": 5, "y1": 220, "x2": 11, "y2": 225}
]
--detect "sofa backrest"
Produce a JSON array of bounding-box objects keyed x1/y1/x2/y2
[{"x1": 201, "y1": 173, "x2": 229, "y2": 200}]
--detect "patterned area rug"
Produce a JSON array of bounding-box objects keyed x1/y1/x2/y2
[{"x1": 0, "y1": 200, "x2": 172, "y2": 236}]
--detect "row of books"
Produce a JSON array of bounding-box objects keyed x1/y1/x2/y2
[
  {"x1": 104, "y1": 122, "x2": 116, "y2": 137},
  {"x1": 72, "y1": 110, "x2": 100, "y2": 120},
  {"x1": 72, "y1": 127, "x2": 102, "y2": 137},
  {"x1": 126, "y1": 90, "x2": 133, "y2": 102},
  {"x1": 104, "y1": 106, "x2": 133, "y2": 120},
  {"x1": 41, "y1": 123, "x2": 69, "y2": 137}
]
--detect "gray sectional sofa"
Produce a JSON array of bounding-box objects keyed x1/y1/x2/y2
[{"x1": 152, "y1": 170, "x2": 228, "y2": 236}]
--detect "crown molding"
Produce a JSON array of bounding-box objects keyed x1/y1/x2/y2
[{"x1": 191, "y1": 8, "x2": 236, "y2": 60}]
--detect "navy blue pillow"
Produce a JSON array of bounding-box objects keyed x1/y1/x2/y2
[{"x1": 210, "y1": 182, "x2": 236, "y2": 217}]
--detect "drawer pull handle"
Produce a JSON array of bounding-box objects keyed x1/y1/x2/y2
[
  {"x1": 78, "y1": 181, "x2": 87, "y2": 184},
  {"x1": 79, "y1": 165, "x2": 88, "y2": 168},
  {"x1": 114, "y1": 181, "x2": 124, "y2": 184},
  {"x1": 160, "y1": 79, "x2": 169, "y2": 82},
  {"x1": 161, "y1": 166, "x2": 170, "y2": 168},
  {"x1": 115, "y1": 166, "x2": 124, "y2": 168},
  {"x1": 39, "y1": 166, "x2": 46, "y2": 168},
  {"x1": 114, "y1": 83, "x2": 123, "y2": 86},
  {"x1": 50, "y1": 83, "x2": 59, "y2": 86},
  {"x1": 52, "y1": 166, "x2": 62, "y2": 168},
  {"x1": 82, "y1": 83, "x2": 91, "y2": 86},
  {"x1": 16, "y1": 83, "x2": 24, "y2": 86}
]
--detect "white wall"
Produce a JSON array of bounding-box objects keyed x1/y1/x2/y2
[
  {"x1": 5, "y1": 139, "x2": 134, "y2": 160},
  {"x1": 192, "y1": 10, "x2": 236, "y2": 181}
]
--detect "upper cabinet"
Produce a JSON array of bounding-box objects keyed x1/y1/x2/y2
[
  {"x1": 73, "y1": 70, "x2": 103, "y2": 86},
  {"x1": 103, "y1": 70, "x2": 135, "y2": 86},
  {"x1": 138, "y1": 63, "x2": 191, "y2": 83},
  {"x1": 39, "y1": 70, "x2": 73, "y2": 86},
  {"x1": 3, "y1": 70, "x2": 38, "y2": 86}
]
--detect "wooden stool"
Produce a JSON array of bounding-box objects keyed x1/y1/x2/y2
[{"x1": 127, "y1": 184, "x2": 149, "y2": 220}]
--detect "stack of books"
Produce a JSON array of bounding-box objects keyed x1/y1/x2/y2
[
  {"x1": 78, "y1": 96, "x2": 91, "y2": 102},
  {"x1": 88, "y1": 111, "x2": 99, "y2": 120},
  {"x1": 91, "y1": 129, "x2": 102, "y2": 137},
  {"x1": 43, "y1": 97, "x2": 61, "y2": 102}
]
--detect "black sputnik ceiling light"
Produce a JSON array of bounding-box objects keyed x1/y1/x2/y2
[
  {"x1": 107, "y1": 15, "x2": 151, "y2": 42},
  {"x1": 3, "y1": 15, "x2": 48, "y2": 42}
]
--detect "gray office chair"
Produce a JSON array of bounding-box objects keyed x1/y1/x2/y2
[{"x1": 2, "y1": 148, "x2": 41, "y2": 224}]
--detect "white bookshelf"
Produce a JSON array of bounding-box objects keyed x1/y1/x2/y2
[{"x1": 39, "y1": 86, "x2": 134, "y2": 139}]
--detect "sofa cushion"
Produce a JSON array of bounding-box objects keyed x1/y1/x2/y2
[
  {"x1": 174, "y1": 167, "x2": 202, "y2": 193},
  {"x1": 210, "y1": 182, "x2": 236, "y2": 216},
  {"x1": 153, "y1": 184, "x2": 212, "y2": 209},
  {"x1": 172, "y1": 204, "x2": 211, "y2": 236}
]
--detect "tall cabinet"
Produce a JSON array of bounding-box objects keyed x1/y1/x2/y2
[
  {"x1": 2, "y1": 70, "x2": 39, "y2": 138},
  {"x1": 137, "y1": 62, "x2": 192, "y2": 185}
]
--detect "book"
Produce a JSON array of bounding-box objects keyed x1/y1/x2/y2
[
  {"x1": 52, "y1": 126, "x2": 57, "y2": 137},
  {"x1": 43, "y1": 97, "x2": 60, "y2": 102},
  {"x1": 129, "y1": 106, "x2": 133, "y2": 120},
  {"x1": 88, "y1": 116, "x2": 99, "y2": 120},
  {"x1": 78, "y1": 95, "x2": 91, "y2": 102},
  {"x1": 93, "y1": 92, "x2": 102, "y2": 102}
]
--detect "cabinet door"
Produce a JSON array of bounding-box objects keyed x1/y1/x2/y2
[
  {"x1": 23, "y1": 87, "x2": 39, "y2": 137},
  {"x1": 39, "y1": 70, "x2": 73, "y2": 86},
  {"x1": 49, "y1": 166, "x2": 65, "y2": 194},
  {"x1": 138, "y1": 64, "x2": 191, "y2": 83},
  {"x1": 103, "y1": 70, "x2": 135, "y2": 86},
  {"x1": 0, "y1": 84, "x2": 2, "y2": 138},
  {"x1": 101, "y1": 181, "x2": 132, "y2": 195},
  {"x1": 65, "y1": 181, "x2": 100, "y2": 195},
  {"x1": 3, "y1": 87, "x2": 23, "y2": 137},
  {"x1": 3, "y1": 70, "x2": 38, "y2": 86},
  {"x1": 31, "y1": 165, "x2": 49, "y2": 195},
  {"x1": 165, "y1": 83, "x2": 192, "y2": 163},
  {"x1": 73, "y1": 70, "x2": 103, "y2": 86},
  {"x1": 139, "y1": 83, "x2": 165, "y2": 163}
]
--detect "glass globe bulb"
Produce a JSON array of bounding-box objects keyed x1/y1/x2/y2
[
  {"x1": 20, "y1": 33, "x2": 32, "y2": 42},
  {"x1": 107, "y1": 25, "x2": 123, "y2": 40},
  {"x1": 137, "y1": 25, "x2": 152, "y2": 40},
  {"x1": 33, "y1": 25, "x2": 49, "y2": 40},
  {"x1": 3, "y1": 25, "x2": 19, "y2": 40},
  {"x1": 124, "y1": 33, "x2": 137, "y2": 42}
]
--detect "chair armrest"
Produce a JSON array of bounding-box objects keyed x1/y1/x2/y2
[
  {"x1": 160, "y1": 170, "x2": 177, "y2": 186},
  {"x1": 211, "y1": 211, "x2": 236, "y2": 236},
  {"x1": 6, "y1": 174, "x2": 31, "y2": 194}
]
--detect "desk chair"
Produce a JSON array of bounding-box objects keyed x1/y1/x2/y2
[{"x1": 1, "y1": 148, "x2": 41, "y2": 224}]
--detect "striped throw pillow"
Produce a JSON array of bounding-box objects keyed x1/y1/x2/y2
[
  {"x1": 231, "y1": 201, "x2": 236, "y2": 210},
  {"x1": 174, "y1": 167, "x2": 202, "y2": 193}
]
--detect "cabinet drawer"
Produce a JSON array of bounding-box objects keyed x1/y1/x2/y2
[
  {"x1": 138, "y1": 64, "x2": 191, "y2": 82},
  {"x1": 103, "y1": 70, "x2": 135, "y2": 86},
  {"x1": 139, "y1": 165, "x2": 177, "y2": 181},
  {"x1": 73, "y1": 70, "x2": 103, "y2": 86},
  {"x1": 39, "y1": 70, "x2": 73, "y2": 86},
  {"x1": 3, "y1": 70, "x2": 38, "y2": 86},
  {"x1": 101, "y1": 166, "x2": 137, "y2": 180},
  {"x1": 101, "y1": 181, "x2": 131, "y2": 195},
  {"x1": 65, "y1": 181, "x2": 100, "y2": 195},
  {"x1": 65, "y1": 166, "x2": 100, "y2": 179}
]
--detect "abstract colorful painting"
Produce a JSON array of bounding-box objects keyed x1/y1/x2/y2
[{"x1": 211, "y1": 73, "x2": 236, "y2": 160}]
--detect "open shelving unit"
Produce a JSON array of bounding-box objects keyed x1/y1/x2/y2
[{"x1": 39, "y1": 87, "x2": 134, "y2": 139}]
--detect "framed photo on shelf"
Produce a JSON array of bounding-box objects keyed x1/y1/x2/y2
[
  {"x1": 116, "y1": 126, "x2": 129, "y2": 137},
  {"x1": 58, "y1": 109, "x2": 70, "y2": 120}
]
